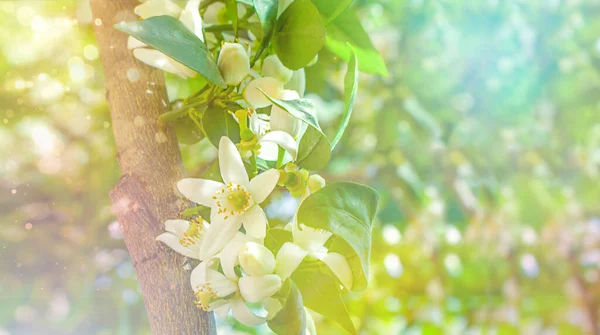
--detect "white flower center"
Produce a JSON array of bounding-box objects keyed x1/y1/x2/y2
[{"x1": 213, "y1": 182, "x2": 253, "y2": 220}]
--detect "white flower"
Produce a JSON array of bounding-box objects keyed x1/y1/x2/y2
[
  {"x1": 156, "y1": 218, "x2": 208, "y2": 259},
  {"x1": 239, "y1": 241, "x2": 276, "y2": 276},
  {"x1": 243, "y1": 77, "x2": 284, "y2": 109},
  {"x1": 276, "y1": 222, "x2": 353, "y2": 290},
  {"x1": 248, "y1": 111, "x2": 298, "y2": 162},
  {"x1": 177, "y1": 136, "x2": 280, "y2": 259},
  {"x1": 262, "y1": 55, "x2": 293, "y2": 84},
  {"x1": 218, "y1": 43, "x2": 250, "y2": 86},
  {"x1": 285, "y1": 69, "x2": 306, "y2": 97},
  {"x1": 191, "y1": 257, "x2": 282, "y2": 326},
  {"x1": 129, "y1": 0, "x2": 203, "y2": 78}
]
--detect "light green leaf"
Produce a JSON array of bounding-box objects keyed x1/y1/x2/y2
[
  {"x1": 297, "y1": 126, "x2": 331, "y2": 170},
  {"x1": 264, "y1": 228, "x2": 293, "y2": 254},
  {"x1": 172, "y1": 114, "x2": 205, "y2": 145},
  {"x1": 291, "y1": 258, "x2": 356, "y2": 335},
  {"x1": 297, "y1": 182, "x2": 379, "y2": 291},
  {"x1": 253, "y1": 0, "x2": 279, "y2": 61},
  {"x1": 268, "y1": 280, "x2": 307, "y2": 335},
  {"x1": 202, "y1": 107, "x2": 241, "y2": 147},
  {"x1": 310, "y1": 0, "x2": 353, "y2": 25},
  {"x1": 330, "y1": 45, "x2": 358, "y2": 150},
  {"x1": 258, "y1": 89, "x2": 321, "y2": 131},
  {"x1": 325, "y1": 10, "x2": 387, "y2": 76},
  {"x1": 237, "y1": 0, "x2": 253, "y2": 5},
  {"x1": 115, "y1": 16, "x2": 226, "y2": 88},
  {"x1": 273, "y1": 0, "x2": 326, "y2": 70}
]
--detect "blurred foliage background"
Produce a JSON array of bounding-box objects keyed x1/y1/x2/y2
[{"x1": 1, "y1": 0, "x2": 600, "y2": 334}]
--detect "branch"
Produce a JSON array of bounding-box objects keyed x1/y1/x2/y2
[{"x1": 90, "y1": 0, "x2": 215, "y2": 333}]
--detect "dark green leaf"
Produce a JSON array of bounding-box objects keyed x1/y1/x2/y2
[
  {"x1": 297, "y1": 182, "x2": 379, "y2": 291},
  {"x1": 330, "y1": 45, "x2": 358, "y2": 150},
  {"x1": 268, "y1": 280, "x2": 306, "y2": 335},
  {"x1": 115, "y1": 16, "x2": 226, "y2": 87},
  {"x1": 310, "y1": 0, "x2": 353, "y2": 24},
  {"x1": 258, "y1": 89, "x2": 321, "y2": 131},
  {"x1": 172, "y1": 114, "x2": 205, "y2": 145},
  {"x1": 297, "y1": 126, "x2": 331, "y2": 170},
  {"x1": 202, "y1": 106, "x2": 241, "y2": 147},
  {"x1": 291, "y1": 258, "x2": 356, "y2": 335},
  {"x1": 273, "y1": 0, "x2": 326, "y2": 69},
  {"x1": 325, "y1": 10, "x2": 387, "y2": 76},
  {"x1": 253, "y1": 0, "x2": 279, "y2": 61}
]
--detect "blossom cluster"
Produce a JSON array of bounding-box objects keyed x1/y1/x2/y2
[{"x1": 129, "y1": 0, "x2": 354, "y2": 330}]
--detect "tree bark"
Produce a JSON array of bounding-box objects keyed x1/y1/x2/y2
[{"x1": 90, "y1": 1, "x2": 215, "y2": 333}]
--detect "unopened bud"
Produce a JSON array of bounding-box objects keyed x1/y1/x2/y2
[
  {"x1": 262, "y1": 55, "x2": 293, "y2": 84},
  {"x1": 307, "y1": 174, "x2": 326, "y2": 193},
  {"x1": 285, "y1": 69, "x2": 306, "y2": 97},
  {"x1": 239, "y1": 241, "x2": 276, "y2": 276},
  {"x1": 217, "y1": 43, "x2": 250, "y2": 86},
  {"x1": 243, "y1": 77, "x2": 284, "y2": 108},
  {"x1": 238, "y1": 274, "x2": 282, "y2": 303},
  {"x1": 203, "y1": 2, "x2": 226, "y2": 25},
  {"x1": 270, "y1": 89, "x2": 301, "y2": 137}
]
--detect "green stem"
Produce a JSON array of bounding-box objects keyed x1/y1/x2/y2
[{"x1": 276, "y1": 146, "x2": 285, "y2": 168}]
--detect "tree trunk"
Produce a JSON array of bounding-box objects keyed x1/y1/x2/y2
[{"x1": 90, "y1": 1, "x2": 215, "y2": 333}]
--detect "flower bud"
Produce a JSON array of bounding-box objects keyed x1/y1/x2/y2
[
  {"x1": 270, "y1": 90, "x2": 301, "y2": 137},
  {"x1": 262, "y1": 55, "x2": 293, "y2": 84},
  {"x1": 307, "y1": 174, "x2": 326, "y2": 193},
  {"x1": 285, "y1": 69, "x2": 306, "y2": 97},
  {"x1": 238, "y1": 274, "x2": 282, "y2": 303},
  {"x1": 239, "y1": 241, "x2": 276, "y2": 276},
  {"x1": 243, "y1": 77, "x2": 284, "y2": 108},
  {"x1": 217, "y1": 43, "x2": 250, "y2": 86},
  {"x1": 203, "y1": 2, "x2": 226, "y2": 25}
]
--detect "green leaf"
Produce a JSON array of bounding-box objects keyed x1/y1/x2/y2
[
  {"x1": 258, "y1": 89, "x2": 321, "y2": 131},
  {"x1": 291, "y1": 258, "x2": 356, "y2": 335},
  {"x1": 115, "y1": 16, "x2": 226, "y2": 88},
  {"x1": 268, "y1": 280, "x2": 306, "y2": 335},
  {"x1": 330, "y1": 45, "x2": 358, "y2": 150},
  {"x1": 310, "y1": 0, "x2": 353, "y2": 25},
  {"x1": 325, "y1": 10, "x2": 387, "y2": 76},
  {"x1": 237, "y1": 0, "x2": 253, "y2": 5},
  {"x1": 297, "y1": 126, "x2": 331, "y2": 170},
  {"x1": 297, "y1": 182, "x2": 379, "y2": 291},
  {"x1": 264, "y1": 228, "x2": 293, "y2": 254},
  {"x1": 202, "y1": 106, "x2": 241, "y2": 147},
  {"x1": 172, "y1": 114, "x2": 205, "y2": 145},
  {"x1": 253, "y1": 0, "x2": 279, "y2": 61},
  {"x1": 273, "y1": 0, "x2": 326, "y2": 69},
  {"x1": 226, "y1": 0, "x2": 239, "y2": 37}
]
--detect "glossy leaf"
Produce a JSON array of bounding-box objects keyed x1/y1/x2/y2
[
  {"x1": 268, "y1": 280, "x2": 306, "y2": 335},
  {"x1": 291, "y1": 258, "x2": 355, "y2": 335},
  {"x1": 325, "y1": 10, "x2": 387, "y2": 76},
  {"x1": 310, "y1": 0, "x2": 353, "y2": 24},
  {"x1": 331, "y1": 45, "x2": 358, "y2": 150},
  {"x1": 259, "y1": 89, "x2": 321, "y2": 131},
  {"x1": 273, "y1": 0, "x2": 326, "y2": 70},
  {"x1": 202, "y1": 107, "x2": 241, "y2": 147},
  {"x1": 297, "y1": 126, "x2": 331, "y2": 171},
  {"x1": 115, "y1": 16, "x2": 226, "y2": 87},
  {"x1": 297, "y1": 182, "x2": 379, "y2": 291}
]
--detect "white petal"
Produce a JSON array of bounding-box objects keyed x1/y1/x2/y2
[
  {"x1": 218, "y1": 232, "x2": 253, "y2": 280},
  {"x1": 243, "y1": 77, "x2": 284, "y2": 109},
  {"x1": 179, "y1": 0, "x2": 203, "y2": 40},
  {"x1": 293, "y1": 223, "x2": 332, "y2": 253},
  {"x1": 248, "y1": 169, "x2": 280, "y2": 204},
  {"x1": 190, "y1": 261, "x2": 210, "y2": 289},
  {"x1": 127, "y1": 37, "x2": 147, "y2": 50},
  {"x1": 199, "y1": 213, "x2": 242, "y2": 260},
  {"x1": 238, "y1": 274, "x2": 282, "y2": 303},
  {"x1": 305, "y1": 307, "x2": 317, "y2": 335},
  {"x1": 231, "y1": 300, "x2": 266, "y2": 326},
  {"x1": 285, "y1": 69, "x2": 306, "y2": 97},
  {"x1": 213, "y1": 304, "x2": 231, "y2": 320},
  {"x1": 156, "y1": 233, "x2": 199, "y2": 259},
  {"x1": 169, "y1": 59, "x2": 198, "y2": 79},
  {"x1": 219, "y1": 136, "x2": 249, "y2": 185},
  {"x1": 321, "y1": 252, "x2": 353, "y2": 290},
  {"x1": 164, "y1": 219, "x2": 190, "y2": 235},
  {"x1": 134, "y1": 0, "x2": 182, "y2": 19},
  {"x1": 241, "y1": 205, "x2": 268, "y2": 239},
  {"x1": 133, "y1": 49, "x2": 189, "y2": 77},
  {"x1": 275, "y1": 242, "x2": 309, "y2": 280},
  {"x1": 259, "y1": 131, "x2": 298, "y2": 160},
  {"x1": 177, "y1": 178, "x2": 223, "y2": 207}
]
